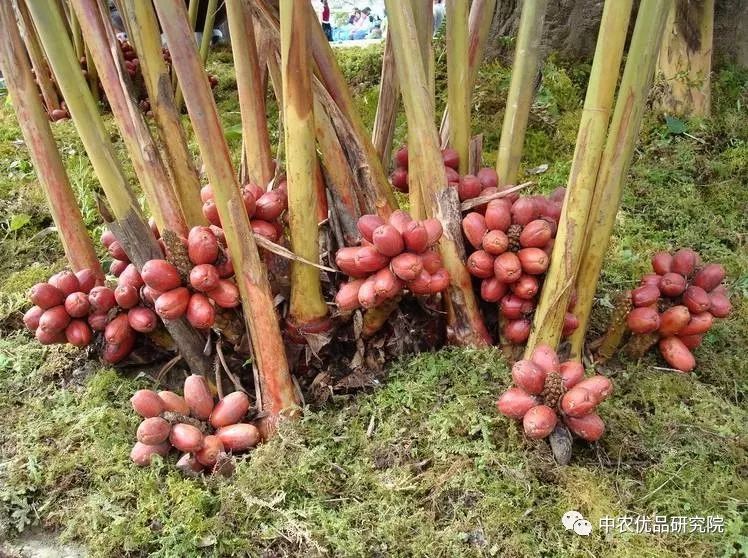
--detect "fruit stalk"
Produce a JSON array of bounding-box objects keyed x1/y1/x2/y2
[
  {"x1": 0, "y1": 0, "x2": 102, "y2": 277},
  {"x1": 121, "y1": 0, "x2": 206, "y2": 227},
  {"x1": 569, "y1": 0, "x2": 673, "y2": 360},
  {"x1": 156, "y1": 0, "x2": 300, "y2": 420},
  {"x1": 384, "y1": 0, "x2": 491, "y2": 346},
  {"x1": 226, "y1": 0, "x2": 274, "y2": 188},
  {"x1": 446, "y1": 0, "x2": 470, "y2": 175},
  {"x1": 495, "y1": 0, "x2": 548, "y2": 187},
  {"x1": 525, "y1": 0, "x2": 634, "y2": 355},
  {"x1": 279, "y1": 0, "x2": 329, "y2": 331}
]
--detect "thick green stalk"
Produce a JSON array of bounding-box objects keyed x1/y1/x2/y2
[
  {"x1": 155, "y1": 0, "x2": 299, "y2": 420},
  {"x1": 495, "y1": 0, "x2": 548, "y2": 187},
  {"x1": 446, "y1": 0, "x2": 470, "y2": 175},
  {"x1": 385, "y1": 0, "x2": 491, "y2": 347},
  {"x1": 226, "y1": 0, "x2": 274, "y2": 187},
  {"x1": 371, "y1": 30, "x2": 399, "y2": 164},
  {"x1": 0, "y1": 1, "x2": 102, "y2": 278},
  {"x1": 411, "y1": 0, "x2": 434, "y2": 100},
  {"x1": 16, "y1": 1, "x2": 61, "y2": 113},
  {"x1": 525, "y1": 0, "x2": 634, "y2": 355},
  {"x1": 569, "y1": 0, "x2": 673, "y2": 360},
  {"x1": 121, "y1": 0, "x2": 205, "y2": 227},
  {"x1": 199, "y1": 0, "x2": 218, "y2": 64},
  {"x1": 279, "y1": 0, "x2": 329, "y2": 330},
  {"x1": 68, "y1": 5, "x2": 84, "y2": 59},
  {"x1": 71, "y1": 0, "x2": 188, "y2": 237},
  {"x1": 173, "y1": 0, "x2": 200, "y2": 111},
  {"x1": 27, "y1": 0, "x2": 210, "y2": 374}
]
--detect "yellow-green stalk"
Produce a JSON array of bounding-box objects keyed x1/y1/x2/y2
[
  {"x1": 226, "y1": 0, "x2": 274, "y2": 187},
  {"x1": 173, "y1": 0, "x2": 200, "y2": 111},
  {"x1": 385, "y1": 0, "x2": 491, "y2": 346},
  {"x1": 0, "y1": 1, "x2": 102, "y2": 278},
  {"x1": 155, "y1": 0, "x2": 300, "y2": 421},
  {"x1": 27, "y1": 0, "x2": 210, "y2": 373},
  {"x1": 84, "y1": 43, "x2": 99, "y2": 103},
  {"x1": 279, "y1": 0, "x2": 329, "y2": 331},
  {"x1": 411, "y1": 0, "x2": 434, "y2": 100},
  {"x1": 68, "y1": 5, "x2": 84, "y2": 60},
  {"x1": 569, "y1": 0, "x2": 673, "y2": 360},
  {"x1": 198, "y1": 0, "x2": 218, "y2": 65},
  {"x1": 71, "y1": 0, "x2": 188, "y2": 237},
  {"x1": 121, "y1": 0, "x2": 205, "y2": 227},
  {"x1": 495, "y1": 0, "x2": 548, "y2": 187},
  {"x1": 16, "y1": 1, "x2": 61, "y2": 113},
  {"x1": 371, "y1": 30, "x2": 399, "y2": 164},
  {"x1": 524, "y1": 0, "x2": 634, "y2": 355},
  {"x1": 446, "y1": 0, "x2": 470, "y2": 175},
  {"x1": 440, "y1": 0, "x2": 497, "y2": 148}
]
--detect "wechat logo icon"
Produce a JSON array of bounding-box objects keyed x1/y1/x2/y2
[{"x1": 562, "y1": 511, "x2": 593, "y2": 536}]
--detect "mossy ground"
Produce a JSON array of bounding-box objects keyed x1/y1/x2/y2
[{"x1": 0, "y1": 44, "x2": 746, "y2": 557}]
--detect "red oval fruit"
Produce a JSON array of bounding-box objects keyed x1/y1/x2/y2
[
  {"x1": 519, "y1": 219, "x2": 552, "y2": 248},
  {"x1": 671, "y1": 248, "x2": 700, "y2": 277},
  {"x1": 494, "y1": 252, "x2": 522, "y2": 284},
  {"x1": 254, "y1": 190, "x2": 286, "y2": 221},
  {"x1": 458, "y1": 174, "x2": 482, "y2": 201},
  {"x1": 419, "y1": 251, "x2": 442, "y2": 274},
  {"x1": 658, "y1": 305, "x2": 691, "y2": 336},
  {"x1": 241, "y1": 186, "x2": 257, "y2": 217},
  {"x1": 564, "y1": 413, "x2": 605, "y2": 442},
  {"x1": 137, "y1": 416, "x2": 171, "y2": 445},
  {"x1": 189, "y1": 263, "x2": 220, "y2": 292},
  {"x1": 559, "y1": 361, "x2": 585, "y2": 389},
  {"x1": 403, "y1": 221, "x2": 430, "y2": 253},
  {"x1": 708, "y1": 292, "x2": 731, "y2": 318},
  {"x1": 677, "y1": 334, "x2": 703, "y2": 350},
  {"x1": 408, "y1": 270, "x2": 433, "y2": 295},
  {"x1": 88, "y1": 286, "x2": 116, "y2": 313},
  {"x1": 88, "y1": 312, "x2": 109, "y2": 331},
  {"x1": 512, "y1": 359, "x2": 547, "y2": 395},
  {"x1": 391, "y1": 252, "x2": 424, "y2": 282},
  {"x1": 206, "y1": 280, "x2": 240, "y2": 309},
  {"x1": 390, "y1": 167, "x2": 409, "y2": 192},
  {"x1": 560, "y1": 386, "x2": 596, "y2": 417},
  {"x1": 631, "y1": 284, "x2": 661, "y2": 307},
  {"x1": 131, "y1": 389, "x2": 165, "y2": 418},
  {"x1": 158, "y1": 391, "x2": 190, "y2": 415},
  {"x1": 462, "y1": 212, "x2": 488, "y2": 249},
  {"x1": 422, "y1": 219, "x2": 443, "y2": 246},
  {"x1": 640, "y1": 273, "x2": 662, "y2": 287},
  {"x1": 200, "y1": 184, "x2": 214, "y2": 202},
  {"x1": 388, "y1": 210, "x2": 413, "y2": 234},
  {"x1": 627, "y1": 306, "x2": 660, "y2": 334},
  {"x1": 480, "y1": 277, "x2": 508, "y2": 302},
  {"x1": 678, "y1": 312, "x2": 713, "y2": 336},
  {"x1": 114, "y1": 284, "x2": 139, "y2": 309},
  {"x1": 101, "y1": 229, "x2": 116, "y2": 247},
  {"x1": 477, "y1": 167, "x2": 499, "y2": 190},
  {"x1": 692, "y1": 263, "x2": 726, "y2": 292},
  {"x1": 29, "y1": 282, "x2": 65, "y2": 309},
  {"x1": 188, "y1": 226, "x2": 219, "y2": 265},
  {"x1": 467, "y1": 250, "x2": 495, "y2": 279},
  {"x1": 562, "y1": 313, "x2": 579, "y2": 336},
  {"x1": 523, "y1": 405, "x2": 557, "y2": 439},
  {"x1": 484, "y1": 198, "x2": 512, "y2": 231},
  {"x1": 64, "y1": 292, "x2": 90, "y2": 318},
  {"x1": 155, "y1": 287, "x2": 190, "y2": 319},
  {"x1": 517, "y1": 247, "x2": 548, "y2": 274},
  {"x1": 196, "y1": 435, "x2": 225, "y2": 466},
  {"x1": 357, "y1": 215, "x2": 385, "y2": 243},
  {"x1": 210, "y1": 391, "x2": 250, "y2": 428},
  {"x1": 511, "y1": 274, "x2": 539, "y2": 300},
  {"x1": 496, "y1": 388, "x2": 538, "y2": 419},
  {"x1": 335, "y1": 279, "x2": 364, "y2": 311},
  {"x1": 107, "y1": 240, "x2": 129, "y2": 261},
  {"x1": 75, "y1": 268, "x2": 99, "y2": 293},
  {"x1": 49, "y1": 270, "x2": 80, "y2": 295},
  {"x1": 170, "y1": 423, "x2": 204, "y2": 453},
  {"x1": 140, "y1": 286, "x2": 162, "y2": 306},
  {"x1": 23, "y1": 305, "x2": 44, "y2": 331},
  {"x1": 118, "y1": 264, "x2": 144, "y2": 289},
  {"x1": 500, "y1": 294, "x2": 527, "y2": 320},
  {"x1": 357, "y1": 276, "x2": 380, "y2": 308},
  {"x1": 511, "y1": 197, "x2": 539, "y2": 226},
  {"x1": 429, "y1": 269, "x2": 450, "y2": 293},
  {"x1": 130, "y1": 441, "x2": 170, "y2": 466},
  {"x1": 659, "y1": 272, "x2": 687, "y2": 298},
  {"x1": 335, "y1": 247, "x2": 363, "y2": 277},
  {"x1": 441, "y1": 147, "x2": 460, "y2": 169},
  {"x1": 356, "y1": 246, "x2": 390, "y2": 274},
  {"x1": 531, "y1": 344, "x2": 560, "y2": 374},
  {"x1": 39, "y1": 305, "x2": 71, "y2": 333},
  {"x1": 110, "y1": 259, "x2": 129, "y2": 277},
  {"x1": 202, "y1": 200, "x2": 221, "y2": 227},
  {"x1": 374, "y1": 267, "x2": 404, "y2": 299},
  {"x1": 128, "y1": 306, "x2": 158, "y2": 333},
  {"x1": 215, "y1": 255, "x2": 235, "y2": 279},
  {"x1": 372, "y1": 224, "x2": 405, "y2": 257},
  {"x1": 104, "y1": 313, "x2": 133, "y2": 346},
  {"x1": 651, "y1": 251, "x2": 673, "y2": 275},
  {"x1": 186, "y1": 293, "x2": 215, "y2": 329},
  {"x1": 35, "y1": 327, "x2": 65, "y2": 345},
  {"x1": 576, "y1": 375, "x2": 613, "y2": 403},
  {"x1": 216, "y1": 423, "x2": 261, "y2": 451},
  {"x1": 658, "y1": 336, "x2": 696, "y2": 372},
  {"x1": 394, "y1": 146, "x2": 409, "y2": 169},
  {"x1": 483, "y1": 229, "x2": 510, "y2": 256},
  {"x1": 65, "y1": 319, "x2": 92, "y2": 347},
  {"x1": 141, "y1": 259, "x2": 182, "y2": 292},
  {"x1": 184, "y1": 374, "x2": 214, "y2": 419}
]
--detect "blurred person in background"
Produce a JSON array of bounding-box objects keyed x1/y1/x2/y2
[{"x1": 321, "y1": 0, "x2": 332, "y2": 41}]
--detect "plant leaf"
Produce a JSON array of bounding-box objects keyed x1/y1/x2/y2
[{"x1": 665, "y1": 115, "x2": 687, "y2": 135}]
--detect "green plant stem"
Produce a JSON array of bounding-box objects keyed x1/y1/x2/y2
[{"x1": 446, "y1": 0, "x2": 470, "y2": 175}]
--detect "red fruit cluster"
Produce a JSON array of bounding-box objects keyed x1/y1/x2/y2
[
  {"x1": 462, "y1": 188, "x2": 576, "y2": 343},
  {"x1": 627, "y1": 249, "x2": 731, "y2": 373},
  {"x1": 496, "y1": 344, "x2": 611, "y2": 442},
  {"x1": 200, "y1": 180, "x2": 286, "y2": 243},
  {"x1": 334, "y1": 211, "x2": 450, "y2": 311},
  {"x1": 130, "y1": 375, "x2": 259, "y2": 475},
  {"x1": 389, "y1": 145, "x2": 499, "y2": 198}
]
